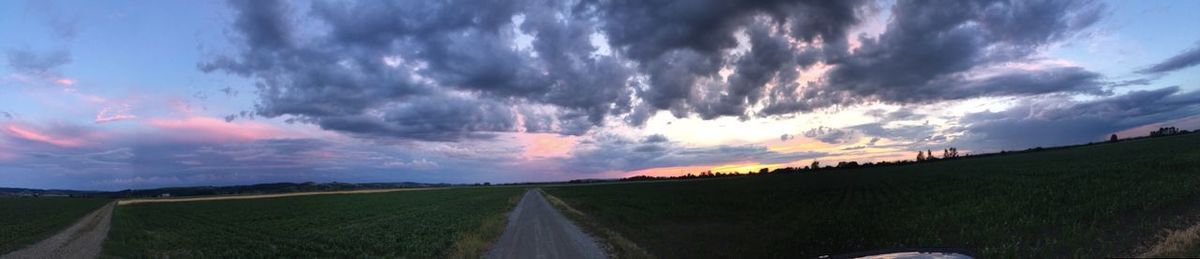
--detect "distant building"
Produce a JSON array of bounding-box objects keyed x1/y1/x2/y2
[{"x1": 160, "y1": 193, "x2": 172, "y2": 198}]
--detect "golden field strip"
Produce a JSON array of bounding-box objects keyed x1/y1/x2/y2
[{"x1": 116, "y1": 187, "x2": 444, "y2": 205}]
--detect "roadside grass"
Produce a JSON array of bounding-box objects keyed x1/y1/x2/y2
[
  {"x1": 542, "y1": 190, "x2": 653, "y2": 259},
  {"x1": 0, "y1": 197, "x2": 110, "y2": 254},
  {"x1": 1140, "y1": 222, "x2": 1200, "y2": 257},
  {"x1": 103, "y1": 187, "x2": 523, "y2": 258},
  {"x1": 544, "y1": 133, "x2": 1200, "y2": 258},
  {"x1": 447, "y1": 194, "x2": 523, "y2": 259}
]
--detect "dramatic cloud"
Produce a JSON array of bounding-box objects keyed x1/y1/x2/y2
[
  {"x1": 766, "y1": 0, "x2": 1107, "y2": 114},
  {"x1": 1138, "y1": 42, "x2": 1200, "y2": 74},
  {"x1": 203, "y1": 0, "x2": 634, "y2": 141},
  {"x1": 952, "y1": 86, "x2": 1200, "y2": 151},
  {"x1": 202, "y1": 0, "x2": 1113, "y2": 142}
]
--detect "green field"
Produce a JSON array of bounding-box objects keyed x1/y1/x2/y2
[
  {"x1": 0, "y1": 197, "x2": 111, "y2": 254},
  {"x1": 545, "y1": 133, "x2": 1200, "y2": 258},
  {"x1": 103, "y1": 187, "x2": 524, "y2": 258}
]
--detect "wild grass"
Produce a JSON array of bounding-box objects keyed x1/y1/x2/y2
[
  {"x1": 1140, "y1": 222, "x2": 1200, "y2": 257},
  {"x1": 545, "y1": 133, "x2": 1200, "y2": 258},
  {"x1": 542, "y1": 190, "x2": 654, "y2": 259},
  {"x1": 0, "y1": 197, "x2": 111, "y2": 254},
  {"x1": 103, "y1": 187, "x2": 523, "y2": 258}
]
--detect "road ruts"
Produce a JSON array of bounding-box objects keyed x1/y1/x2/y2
[{"x1": 486, "y1": 189, "x2": 607, "y2": 259}]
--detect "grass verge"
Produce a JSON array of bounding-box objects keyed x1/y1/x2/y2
[
  {"x1": 0, "y1": 198, "x2": 110, "y2": 254},
  {"x1": 1140, "y1": 223, "x2": 1200, "y2": 257},
  {"x1": 447, "y1": 194, "x2": 523, "y2": 258},
  {"x1": 542, "y1": 190, "x2": 653, "y2": 259}
]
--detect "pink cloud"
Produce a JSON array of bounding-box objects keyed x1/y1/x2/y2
[
  {"x1": 95, "y1": 105, "x2": 138, "y2": 123},
  {"x1": 55, "y1": 78, "x2": 76, "y2": 86},
  {"x1": 513, "y1": 133, "x2": 576, "y2": 159},
  {"x1": 146, "y1": 117, "x2": 289, "y2": 142},
  {"x1": 4, "y1": 124, "x2": 85, "y2": 147}
]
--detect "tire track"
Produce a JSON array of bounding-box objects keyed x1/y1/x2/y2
[
  {"x1": 486, "y1": 189, "x2": 606, "y2": 259},
  {"x1": 2, "y1": 202, "x2": 116, "y2": 259}
]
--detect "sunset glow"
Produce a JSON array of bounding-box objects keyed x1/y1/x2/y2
[{"x1": 4, "y1": 125, "x2": 84, "y2": 147}]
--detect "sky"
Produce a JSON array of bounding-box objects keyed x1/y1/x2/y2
[{"x1": 2, "y1": 0, "x2": 1199, "y2": 191}]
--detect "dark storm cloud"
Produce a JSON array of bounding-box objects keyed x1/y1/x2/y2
[
  {"x1": 205, "y1": 0, "x2": 1116, "y2": 142},
  {"x1": 1137, "y1": 42, "x2": 1200, "y2": 74},
  {"x1": 772, "y1": 0, "x2": 1108, "y2": 114},
  {"x1": 849, "y1": 123, "x2": 938, "y2": 143},
  {"x1": 642, "y1": 134, "x2": 669, "y2": 143},
  {"x1": 204, "y1": 0, "x2": 636, "y2": 140},
  {"x1": 591, "y1": 0, "x2": 866, "y2": 61},
  {"x1": 803, "y1": 126, "x2": 859, "y2": 144},
  {"x1": 865, "y1": 109, "x2": 926, "y2": 121},
  {"x1": 614, "y1": 0, "x2": 871, "y2": 122},
  {"x1": 1107, "y1": 77, "x2": 1154, "y2": 88},
  {"x1": 951, "y1": 86, "x2": 1200, "y2": 151},
  {"x1": 801, "y1": 122, "x2": 937, "y2": 146},
  {"x1": 315, "y1": 94, "x2": 552, "y2": 141},
  {"x1": 6, "y1": 49, "x2": 71, "y2": 75}
]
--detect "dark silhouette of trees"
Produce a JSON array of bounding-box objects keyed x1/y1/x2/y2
[
  {"x1": 613, "y1": 126, "x2": 1200, "y2": 183},
  {"x1": 1151, "y1": 127, "x2": 1181, "y2": 137},
  {"x1": 943, "y1": 147, "x2": 959, "y2": 158}
]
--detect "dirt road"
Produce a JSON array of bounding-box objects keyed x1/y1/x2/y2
[
  {"x1": 1, "y1": 202, "x2": 115, "y2": 259},
  {"x1": 487, "y1": 189, "x2": 606, "y2": 259},
  {"x1": 117, "y1": 187, "x2": 443, "y2": 205}
]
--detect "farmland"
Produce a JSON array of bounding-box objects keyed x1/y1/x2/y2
[
  {"x1": 0, "y1": 197, "x2": 111, "y2": 254},
  {"x1": 103, "y1": 187, "x2": 524, "y2": 258},
  {"x1": 544, "y1": 133, "x2": 1200, "y2": 258}
]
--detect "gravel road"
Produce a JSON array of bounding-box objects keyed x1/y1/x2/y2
[
  {"x1": 1, "y1": 201, "x2": 115, "y2": 259},
  {"x1": 487, "y1": 189, "x2": 606, "y2": 259}
]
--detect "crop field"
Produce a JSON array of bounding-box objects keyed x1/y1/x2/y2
[
  {"x1": 103, "y1": 187, "x2": 524, "y2": 258},
  {"x1": 0, "y1": 197, "x2": 110, "y2": 254},
  {"x1": 544, "y1": 133, "x2": 1200, "y2": 258}
]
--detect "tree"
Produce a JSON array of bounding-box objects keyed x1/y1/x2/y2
[
  {"x1": 927, "y1": 149, "x2": 935, "y2": 160},
  {"x1": 758, "y1": 168, "x2": 769, "y2": 174},
  {"x1": 916, "y1": 151, "x2": 925, "y2": 161},
  {"x1": 1151, "y1": 127, "x2": 1180, "y2": 137},
  {"x1": 1109, "y1": 134, "x2": 1118, "y2": 142},
  {"x1": 811, "y1": 161, "x2": 820, "y2": 170}
]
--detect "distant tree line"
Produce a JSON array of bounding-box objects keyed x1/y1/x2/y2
[
  {"x1": 616, "y1": 125, "x2": 1197, "y2": 183},
  {"x1": 1150, "y1": 126, "x2": 1185, "y2": 137},
  {"x1": 620, "y1": 146, "x2": 968, "y2": 181}
]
